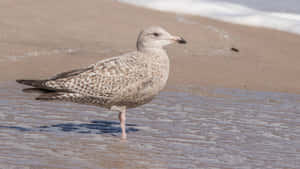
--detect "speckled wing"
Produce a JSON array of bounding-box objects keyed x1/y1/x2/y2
[{"x1": 44, "y1": 52, "x2": 150, "y2": 99}]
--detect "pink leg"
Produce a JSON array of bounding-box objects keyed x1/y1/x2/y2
[
  {"x1": 119, "y1": 110, "x2": 127, "y2": 139},
  {"x1": 111, "y1": 106, "x2": 127, "y2": 139}
]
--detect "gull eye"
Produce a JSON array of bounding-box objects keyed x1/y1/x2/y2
[{"x1": 153, "y1": 32, "x2": 160, "y2": 37}]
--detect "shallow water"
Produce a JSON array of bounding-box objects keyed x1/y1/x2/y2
[{"x1": 0, "y1": 81, "x2": 300, "y2": 169}]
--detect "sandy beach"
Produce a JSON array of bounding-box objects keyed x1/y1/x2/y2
[{"x1": 1, "y1": 0, "x2": 300, "y2": 94}]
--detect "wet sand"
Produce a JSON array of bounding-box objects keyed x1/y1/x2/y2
[
  {"x1": 1, "y1": 0, "x2": 300, "y2": 94},
  {"x1": 1, "y1": 82, "x2": 300, "y2": 169}
]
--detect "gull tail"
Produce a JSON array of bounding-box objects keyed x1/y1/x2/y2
[
  {"x1": 36, "y1": 92, "x2": 65, "y2": 100},
  {"x1": 36, "y1": 92, "x2": 81, "y2": 101}
]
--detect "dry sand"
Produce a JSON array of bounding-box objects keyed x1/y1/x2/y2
[{"x1": 1, "y1": 0, "x2": 300, "y2": 94}]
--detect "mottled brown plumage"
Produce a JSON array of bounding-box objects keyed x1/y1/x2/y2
[{"x1": 17, "y1": 26, "x2": 187, "y2": 139}]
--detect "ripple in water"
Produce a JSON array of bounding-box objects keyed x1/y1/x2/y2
[{"x1": 0, "y1": 81, "x2": 300, "y2": 169}]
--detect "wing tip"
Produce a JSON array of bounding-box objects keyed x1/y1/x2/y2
[{"x1": 16, "y1": 79, "x2": 26, "y2": 84}]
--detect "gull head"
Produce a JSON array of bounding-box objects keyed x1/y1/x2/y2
[{"x1": 136, "y1": 26, "x2": 186, "y2": 51}]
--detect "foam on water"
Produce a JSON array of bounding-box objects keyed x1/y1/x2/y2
[{"x1": 118, "y1": 0, "x2": 300, "y2": 35}]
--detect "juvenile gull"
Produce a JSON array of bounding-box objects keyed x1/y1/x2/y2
[{"x1": 16, "y1": 26, "x2": 187, "y2": 139}]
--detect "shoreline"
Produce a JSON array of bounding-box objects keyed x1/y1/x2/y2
[
  {"x1": 1, "y1": 0, "x2": 300, "y2": 94},
  {"x1": 117, "y1": 0, "x2": 300, "y2": 36}
]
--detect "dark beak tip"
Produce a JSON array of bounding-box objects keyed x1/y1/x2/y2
[{"x1": 177, "y1": 37, "x2": 187, "y2": 44}]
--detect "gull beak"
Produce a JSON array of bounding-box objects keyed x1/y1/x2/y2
[{"x1": 172, "y1": 36, "x2": 187, "y2": 44}]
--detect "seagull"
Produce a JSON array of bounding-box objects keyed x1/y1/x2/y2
[{"x1": 17, "y1": 26, "x2": 187, "y2": 139}]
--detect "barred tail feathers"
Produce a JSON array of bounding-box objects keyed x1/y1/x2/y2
[{"x1": 36, "y1": 92, "x2": 83, "y2": 101}]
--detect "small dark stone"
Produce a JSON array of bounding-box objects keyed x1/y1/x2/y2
[{"x1": 231, "y1": 47, "x2": 239, "y2": 52}]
